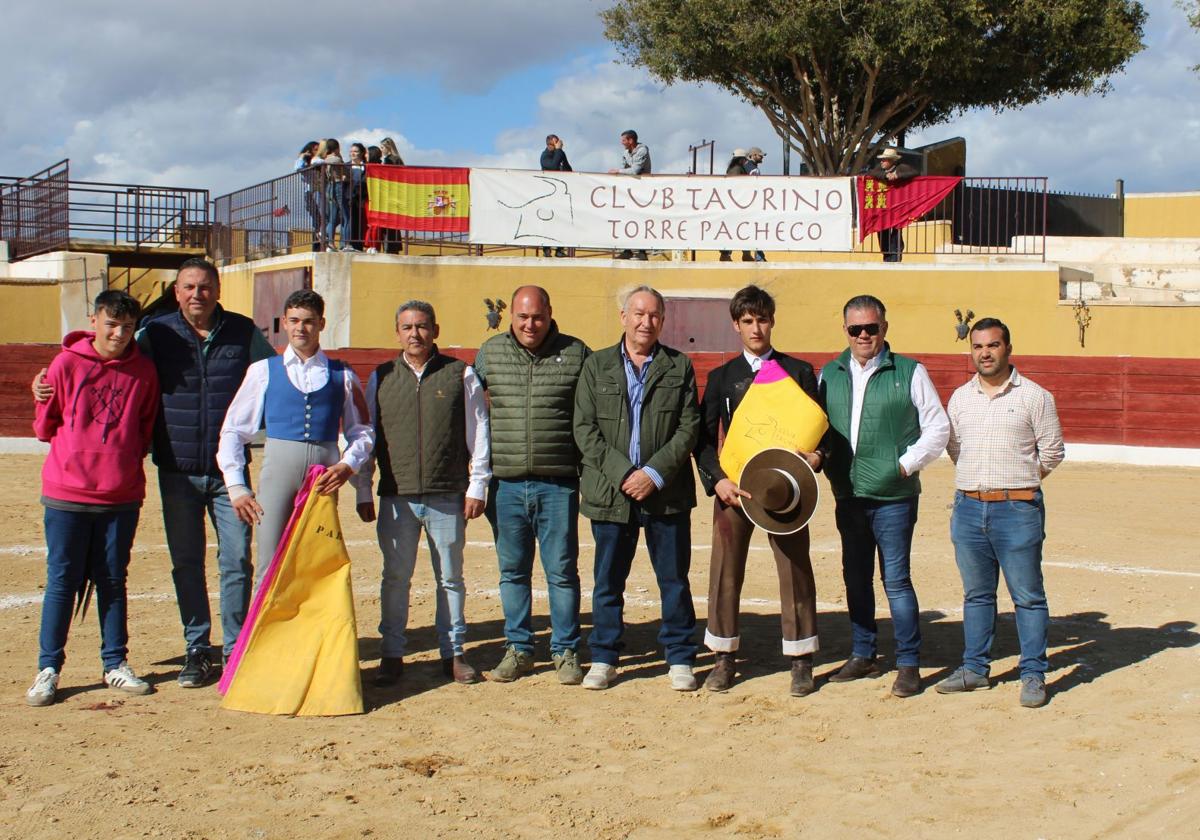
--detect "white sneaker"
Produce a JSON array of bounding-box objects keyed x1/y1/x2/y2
[
  {"x1": 103, "y1": 661, "x2": 152, "y2": 696},
  {"x1": 325, "y1": 246, "x2": 337, "y2": 253},
  {"x1": 582, "y1": 662, "x2": 616, "y2": 690},
  {"x1": 26, "y1": 667, "x2": 59, "y2": 706},
  {"x1": 366, "y1": 247, "x2": 378, "y2": 254},
  {"x1": 669, "y1": 664, "x2": 698, "y2": 691}
]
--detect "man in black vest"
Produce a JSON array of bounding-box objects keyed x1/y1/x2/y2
[
  {"x1": 474, "y1": 285, "x2": 590, "y2": 685},
  {"x1": 694, "y1": 285, "x2": 824, "y2": 695},
  {"x1": 354, "y1": 300, "x2": 492, "y2": 686}
]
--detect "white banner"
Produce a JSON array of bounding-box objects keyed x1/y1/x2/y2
[{"x1": 468, "y1": 169, "x2": 853, "y2": 251}]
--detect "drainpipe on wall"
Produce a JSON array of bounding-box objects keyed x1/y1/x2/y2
[{"x1": 1115, "y1": 178, "x2": 1125, "y2": 237}]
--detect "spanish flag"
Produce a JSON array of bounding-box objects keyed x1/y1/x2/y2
[
  {"x1": 219, "y1": 465, "x2": 363, "y2": 716},
  {"x1": 365, "y1": 164, "x2": 469, "y2": 233}
]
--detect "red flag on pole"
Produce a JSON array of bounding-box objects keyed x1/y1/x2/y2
[{"x1": 857, "y1": 176, "x2": 962, "y2": 241}]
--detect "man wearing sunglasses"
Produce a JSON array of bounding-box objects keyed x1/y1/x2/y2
[{"x1": 819, "y1": 295, "x2": 949, "y2": 697}]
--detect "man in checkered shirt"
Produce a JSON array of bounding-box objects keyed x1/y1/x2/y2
[{"x1": 937, "y1": 317, "x2": 1065, "y2": 708}]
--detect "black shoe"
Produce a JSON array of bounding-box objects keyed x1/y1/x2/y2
[
  {"x1": 373, "y1": 657, "x2": 404, "y2": 688},
  {"x1": 178, "y1": 648, "x2": 215, "y2": 688},
  {"x1": 828, "y1": 655, "x2": 882, "y2": 683},
  {"x1": 554, "y1": 247, "x2": 567, "y2": 258},
  {"x1": 790, "y1": 657, "x2": 815, "y2": 697},
  {"x1": 633, "y1": 250, "x2": 649, "y2": 260},
  {"x1": 891, "y1": 666, "x2": 921, "y2": 698},
  {"x1": 616, "y1": 249, "x2": 634, "y2": 260}
]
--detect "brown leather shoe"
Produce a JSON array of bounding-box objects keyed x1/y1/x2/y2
[
  {"x1": 828, "y1": 655, "x2": 882, "y2": 682},
  {"x1": 789, "y1": 657, "x2": 815, "y2": 697},
  {"x1": 373, "y1": 657, "x2": 404, "y2": 688},
  {"x1": 891, "y1": 665, "x2": 921, "y2": 698},
  {"x1": 442, "y1": 655, "x2": 481, "y2": 684},
  {"x1": 704, "y1": 652, "x2": 736, "y2": 692}
]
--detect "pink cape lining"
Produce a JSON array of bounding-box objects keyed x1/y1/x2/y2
[
  {"x1": 754, "y1": 358, "x2": 789, "y2": 384},
  {"x1": 217, "y1": 464, "x2": 326, "y2": 695}
]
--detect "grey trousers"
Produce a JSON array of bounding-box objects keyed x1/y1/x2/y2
[{"x1": 255, "y1": 437, "x2": 341, "y2": 583}]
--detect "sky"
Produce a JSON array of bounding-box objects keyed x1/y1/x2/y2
[{"x1": 2, "y1": 0, "x2": 1198, "y2": 198}]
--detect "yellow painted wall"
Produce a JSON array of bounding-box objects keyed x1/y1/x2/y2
[
  {"x1": 0, "y1": 283, "x2": 62, "y2": 343},
  {"x1": 1125, "y1": 193, "x2": 1200, "y2": 238},
  {"x1": 344, "y1": 259, "x2": 1200, "y2": 359}
]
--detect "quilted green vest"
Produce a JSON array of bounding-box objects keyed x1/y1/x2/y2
[{"x1": 475, "y1": 324, "x2": 588, "y2": 479}]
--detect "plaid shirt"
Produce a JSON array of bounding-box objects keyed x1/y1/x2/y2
[{"x1": 947, "y1": 367, "x2": 1065, "y2": 491}]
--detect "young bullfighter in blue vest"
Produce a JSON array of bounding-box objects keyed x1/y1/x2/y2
[{"x1": 218, "y1": 290, "x2": 374, "y2": 571}]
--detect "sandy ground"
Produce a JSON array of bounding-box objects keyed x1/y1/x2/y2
[{"x1": 0, "y1": 454, "x2": 1197, "y2": 840}]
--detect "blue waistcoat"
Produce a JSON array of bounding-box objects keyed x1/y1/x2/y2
[{"x1": 264, "y1": 355, "x2": 344, "y2": 442}]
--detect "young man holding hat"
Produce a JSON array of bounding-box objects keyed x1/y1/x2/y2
[
  {"x1": 867, "y1": 148, "x2": 917, "y2": 262},
  {"x1": 694, "y1": 285, "x2": 824, "y2": 695}
]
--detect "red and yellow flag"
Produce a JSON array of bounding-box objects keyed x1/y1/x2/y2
[
  {"x1": 365, "y1": 164, "x2": 469, "y2": 233},
  {"x1": 857, "y1": 175, "x2": 962, "y2": 240}
]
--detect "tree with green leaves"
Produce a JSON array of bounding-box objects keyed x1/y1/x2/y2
[
  {"x1": 602, "y1": 0, "x2": 1146, "y2": 175},
  {"x1": 1181, "y1": 1, "x2": 1200, "y2": 71}
]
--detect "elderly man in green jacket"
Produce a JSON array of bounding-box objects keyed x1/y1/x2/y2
[
  {"x1": 475, "y1": 285, "x2": 591, "y2": 685},
  {"x1": 573, "y1": 285, "x2": 701, "y2": 691}
]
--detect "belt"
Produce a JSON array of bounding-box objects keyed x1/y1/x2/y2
[{"x1": 962, "y1": 488, "x2": 1038, "y2": 502}]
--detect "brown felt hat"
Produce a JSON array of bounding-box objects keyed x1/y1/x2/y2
[{"x1": 738, "y1": 448, "x2": 820, "y2": 535}]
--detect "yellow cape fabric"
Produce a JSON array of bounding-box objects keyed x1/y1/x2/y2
[
  {"x1": 719, "y1": 373, "x2": 829, "y2": 484},
  {"x1": 220, "y1": 490, "x2": 363, "y2": 716}
]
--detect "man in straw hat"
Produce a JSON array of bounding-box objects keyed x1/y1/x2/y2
[
  {"x1": 867, "y1": 147, "x2": 918, "y2": 262},
  {"x1": 820, "y1": 294, "x2": 949, "y2": 697},
  {"x1": 694, "y1": 285, "x2": 826, "y2": 695}
]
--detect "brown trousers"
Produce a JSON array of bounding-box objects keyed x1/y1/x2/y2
[{"x1": 705, "y1": 499, "x2": 819, "y2": 655}]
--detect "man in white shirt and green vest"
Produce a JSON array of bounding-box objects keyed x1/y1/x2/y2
[{"x1": 819, "y1": 294, "x2": 949, "y2": 698}]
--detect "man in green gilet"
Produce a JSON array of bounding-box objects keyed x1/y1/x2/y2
[
  {"x1": 820, "y1": 294, "x2": 949, "y2": 698},
  {"x1": 353, "y1": 300, "x2": 492, "y2": 687},
  {"x1": 475, "y1": 286, "x2": 591, "y2": 685}
]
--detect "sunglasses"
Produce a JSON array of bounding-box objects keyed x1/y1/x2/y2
[{"x1": 846, "y1": 323, "x2": 882, "y2": 338}]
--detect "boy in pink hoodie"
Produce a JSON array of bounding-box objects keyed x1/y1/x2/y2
[{"x1": 26, "y1": 290, "x2": 160, "y2": 707}]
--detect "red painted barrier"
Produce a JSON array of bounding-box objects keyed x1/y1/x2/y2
[{"x1": 4, "y1": 344, "x2": 1198, "y2": 449}]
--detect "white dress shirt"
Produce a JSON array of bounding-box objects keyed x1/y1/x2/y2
[
  {"x1": 742, "y1": 347, "x2": 773, "y2": 372},
  {"x1": 217, "y1": 346, "x2": 375, "y2": 495},
  {"x1": 843, "y1": 353, "x2": 950, "y2": 474},
  {"x1": 352, "y1": 355, "x2": 492, "y2": 504}
]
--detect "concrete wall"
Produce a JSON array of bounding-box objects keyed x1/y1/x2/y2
[
  {"x1": 1125, "y1": 192, "x2": 1200, "y2": 238},
  {"x1": 336, "y1": 255, "x2": 1200, "y2": 359}
]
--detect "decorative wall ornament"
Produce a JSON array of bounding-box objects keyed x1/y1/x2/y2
[
  {"x1": 954, "y1": 308, "x2": 975, "y2": 341},
  {"x1": 484, "y1": 297, "x2": 507, "y2": 330}
]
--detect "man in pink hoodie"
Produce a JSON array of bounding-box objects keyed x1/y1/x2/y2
[{"x1": 26, "y1": 290, "x2": 160, "y2": 707}]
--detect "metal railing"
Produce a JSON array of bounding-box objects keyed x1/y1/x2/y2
[
  {"x1": 0, "y1": 159, "x2": 209, "y2": 261},
  {"x1": 0, "y1": 160, "x2": 70, "y2": 259}
]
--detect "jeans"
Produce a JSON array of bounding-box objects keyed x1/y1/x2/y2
[
  {"x1": 835, "y1": 496, "x2": 921, "y2": 666},
  {"x1": 159, "y1": 471, "x2": 253, "y2": 657},
  {"x1": 487, "y1": 477, "x2": 581, "y2": 655},
  {"x1": 377, "y1": 494, "x2": 468, "y2": 659},
  {"x1": 39, "y1": 506, "x2": 140, "y2": 672},
  {"x1": 950, "y1": 491, "x2": 1049, "y2": 678},
  {"x1": 325, "y1": 181, "x2": 348, "y2": 246},
  {"x1": 588, "y1": 509, "x2": 697, "y2": 667}
]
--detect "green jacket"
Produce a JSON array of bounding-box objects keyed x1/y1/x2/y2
[
  {"x1": 820, "y1": 344, "x2": 922, "y2": 501},
  {"x1": 573, "y1": 339, "x2": 699, "y2": 522},
  {"x1": 474, "y1": 323, "x2": 590, "y2": 479}
]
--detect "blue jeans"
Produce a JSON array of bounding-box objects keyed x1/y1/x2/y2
[
  {"x1": 950, "y1": 491, "x2": 1049, "y2": 678},
  {"x1": 325, "y1": 181, "x2": 348, "y2": 245},
  {"x1": 159, "y1": 471, "x2": 253, "y2": 657},
  {"x1": 835, "y1": 496, "x2": 921, "y2": 666},
  {"x1": 377, "y1": 494, "x2": 468, "y2": 659},
  {"x1": 487, "y1": 477, "x2": 581, "y2": 655},
  {"x1": 588, "y1": 509, "x2": 697, "y2": 667},
  {"x1": 39, "y1": 506, "x2": 140, "y2": 672}
]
